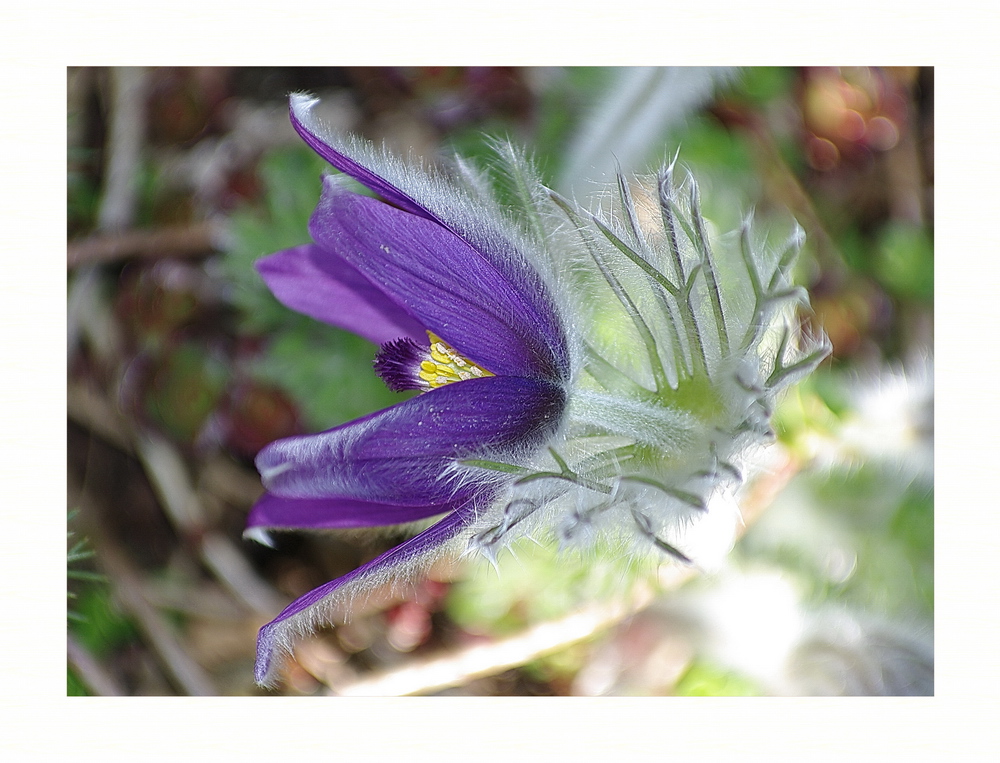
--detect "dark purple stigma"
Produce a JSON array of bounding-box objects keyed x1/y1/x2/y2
[{"x1": 374, "y1": 337, "x2": 429, "y2": 392}]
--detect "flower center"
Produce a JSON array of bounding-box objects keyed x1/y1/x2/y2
[
  {"x1": 374, "y1": 332, "x2": 494, "y2": 393},
  {"x1": 417, "y1": 333, "x2": 494, "y2": 389}
]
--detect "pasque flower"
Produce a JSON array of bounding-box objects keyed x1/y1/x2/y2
[{"x1": 248, "y1": 94, "x2": 829, "y2": 686}]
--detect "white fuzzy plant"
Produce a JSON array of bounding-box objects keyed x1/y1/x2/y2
[{"x1": 460, "y1": 147, "x2": 830, "y2": 569}]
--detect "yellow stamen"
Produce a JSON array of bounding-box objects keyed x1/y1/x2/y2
[{"x1": 419, "y1": 332, "x2": 494, "y2": 389}]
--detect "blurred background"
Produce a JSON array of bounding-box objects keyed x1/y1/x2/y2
[{"x1": 67, "y1": 66, "x2": 933, "y2": 696}]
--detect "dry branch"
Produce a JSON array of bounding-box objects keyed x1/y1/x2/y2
[
  {"x1": 67, "y1": 222, "x2": 217, "y2": 269},
  {"x1": 67, "y1": 634, "x2": 126, "y2": 697}
]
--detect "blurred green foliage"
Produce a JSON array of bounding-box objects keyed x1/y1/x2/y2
[
  {"x1": 733, "y1": 66, "x2": 797, "y2": 106},
  {"x1": 221, "y1": 146, "x2": 328, "y2": 332},
  {"x1": 72, "y1": 586, "x2": 139, "y2": 656},
  {"x1": 875, "y1": 223, "x2": 933, "y2": 302},
  {"x1": 674, "y1": 659, "x2": 763, "y2": 696},
  {"x1": 739, "y1": 456, "x2": 933, "y2": 621},
  {"x1": 672, "y1": 114, "x2": 755, "y2": 178},
  {"x1": 447, "y1": 539, "x2": 655, "y2": 637},
  {"x1": 67, "y1": 668, "x2": 89, "y2": 696},
  {"x1": 143, "y1": 341, "x2": 229, "y2": 441},
  {"x1": 252, "y1": 326, "x2": 405, "y2": 430}
]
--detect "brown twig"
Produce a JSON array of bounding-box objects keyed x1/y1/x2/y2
[
  {"x1": 67, "y1": 382, "x2": 134, "y2": 454},
  {"x1": 133, "y1": 430, "x2": 285, "y2": 616},
  {"x1": 96, "y1": 67, "x2": 147, "y2": 232},
  {"x1": 66, "y1": 635, "x2": 126, "y2": 697},
  {"x1": 69, "y1": 379, "x2": 285, "y2": 626},
  {"x1": 198, "y1": 453, "x2": 265, "y2": 510},
  {"x1": 67, "y1": 633, "x2": 126, "y2": 697},
  {"x1": 332, "y1": 583, "x2": 661, "y2": 697},
  {"x1": 883, "y1": 67, "x2": 927, "y2": 226},
  {"x1": 199, "y1": 531, "x2": 288, "y2": 616},
  {"x1": 67, "y1": 221, "x2": 217, "y2": 269}
]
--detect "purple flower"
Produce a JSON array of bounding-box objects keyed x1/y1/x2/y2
[
  {"x1": 247, "y1": 91, "x2": 831, "y2": 688},
  {"x1": 248, "y1": 95, "x2": 571, "y2": 685}
]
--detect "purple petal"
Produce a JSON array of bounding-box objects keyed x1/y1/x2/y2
[
  {"x1": 254, "y1": 503, "x2": 479, "y2": 686},
  {"x1": 291, "y1": 94, "x2": 434, "y2": 222},
  {"x1": 309, "y1": 180, "x2": 566, "y2": 380},
  {"x1": 290, "y1": 94, "x2": 570, "y2": 382},
  {"x1": 247, "y1": 491, "x2": 457, "y2": 531},
  {"x1": 256, "y1": 244, "x2": 425, "y2": 346},
  {"x1": 256, "y1": 375, "x2": 565, "y2": 504}
]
